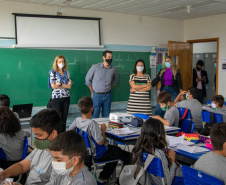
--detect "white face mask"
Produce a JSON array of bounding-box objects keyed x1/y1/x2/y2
[
  {"x1": 136, "y1": 66, "x2": 144, "y2": 72},
  {"x1": 211, "y1": 103, "x2": 217, "y2": 109},
  {"x1": 58, "y1": 63, "x2": 65, "y2": 69},
  {"x1": 52, "y1": 157, "x2": 74, "y2": 176}
]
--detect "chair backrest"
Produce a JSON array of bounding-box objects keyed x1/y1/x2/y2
[
  {"x1": 0, "y1": 147, "x2": 7, "y2": 160},
  {"x1": 178, "y1": 108, "x2": 192, "y2": 120},
  {"x1": 75, "y1": 127, "x2": 91, "y2": 148},
  {"x1": 202, "y1": 110, "x2": 223, "y2": 124},
  {"x1": 143, "y1": 153, "x2": 165, "y2": 185},
  {"x1": 133, "y1": 113, "x2": 149, "y2": 120},
  {"x1": 180, "y1": 119, "x2": 195, "y2": 133},
  {"x1": 214, "y1": 113, "x2": 223, "y2": 123},
  {"x1": 22, "y1": 137, "x2": 28, "y2": 160},
  {"x1": 182, "y1": 165, "x2": 223, "y2": 185}
]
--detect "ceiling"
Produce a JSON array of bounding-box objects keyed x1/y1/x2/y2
[{"x1": 3, "y1": 0, "x2": 226, "y2": 20}]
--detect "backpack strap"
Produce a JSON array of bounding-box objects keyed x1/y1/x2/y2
[{"x1": 134, "y1": 154, "x2": 155, "y2": 185}]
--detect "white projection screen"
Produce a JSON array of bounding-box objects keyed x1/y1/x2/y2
[{"x1": 13, "y1": 14, "x2": 101, "y2": 47}]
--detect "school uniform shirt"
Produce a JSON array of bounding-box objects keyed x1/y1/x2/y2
[
  {"x1": 69, "y1": 118, "x2": 107, "y2": 159},
  {"x1": 50, "y1": 71, "x2": 71, "y2": 99},
  {"x1": 164, "y1": 106, "x2": 179, "y2": 127},
  {"x1": 25, "y1": 148, "x2": 57, "y2": 185},
  {"x1": 46, "y1": 166, "x2": 97, "y2": 185},
  {"x1": 176, "y1": 99, "x2": 202, "y2": 129},
  {"x1": 194, "y1": 152, "x2": 226, "y2": 183},
  {"x1": 0, "y1": 130, "x2": 27, "y2": 161}
]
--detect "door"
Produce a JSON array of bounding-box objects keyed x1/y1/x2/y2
[{"x1": 168, "y1": 41, "x2": 193, "y2": 91}]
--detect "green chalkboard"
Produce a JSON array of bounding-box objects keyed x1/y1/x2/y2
[{"x1": 0, "y1": 48, "x2": 151, "y2": 107}]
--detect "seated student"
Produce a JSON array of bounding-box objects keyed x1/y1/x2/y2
[
  {"x1": 153, "y1": 91, "x2": 179, "y2": 127},
  {"x1": 174, "y1": 87, "x2": 202, "y2": 129},
  {"x1": 130, "y1": 118, "x2": 183, "y2": 185},
  {"x1": 0, "y1": 107, "x2": 29, "y2": 166},
  {"x1": 0, "y1": 109, "x2": 61, "y2": 185},
  {"x1": 211, "y1": 95, "x2": 225, "y2": 111},
  {"x1": 194, "y1": 122, "x2": 226, "y2": 183},
  {"x1": 0, "y1": 94, "x2": 19, "y2": 119},
  {"x1": 69, "y1": 96, "x2": 131, "y2": 183},
  {"x1": 47, "y1": 130, "x2": 96, "y2": 185}
]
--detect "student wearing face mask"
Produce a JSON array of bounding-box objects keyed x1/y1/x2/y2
[
  {"x1": 47, "y1": 130, "x2": 96, "y2": 185},
  {"x1": 193, "y1": 60, "x2": 208, "y2": 104},
  {"x1": 152, "y1": 56, "x2": 183, "y2": 117},
  {"x1": 127, "y1": 59, "x2": 152, "y2": 116},
  {"x1": 0, "y1": 109, "x2": 61, "y2": 185},
  {"x1": 49, "y1": 55, "x2": 72, "y2": 132},
  {"x1": 85, "y1": 50, "x2": 118, "y2": 118}
]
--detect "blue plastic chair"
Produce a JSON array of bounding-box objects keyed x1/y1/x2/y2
[
  {"x1": 143, "y1": 153, "x2": 165, "y2": 185},
  {"x1": 75, "y1": 128, "x2": 123, "y2": 181},
  {"x1": 182, "y1": 165, "x2": 223, "y2": 185},
  {"x1": 0, "y1": 147, "x2": 7, "y2": 160},
  {"x1": 133, "y1": 113, "x2": 149, "y2": 120},
  {"x1": 180, "y1": 119, "x2": 195, "y2": 133},
  {"x1": 178, "y1": 108, "x2": 192, "y2": 120}
]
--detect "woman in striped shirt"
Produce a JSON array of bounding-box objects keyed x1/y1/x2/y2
[{"x1": 127, "y1": 59, "x2": 152, "y2": 116}]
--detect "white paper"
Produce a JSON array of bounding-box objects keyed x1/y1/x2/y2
[
  {"x1": 167, "y1": 135, "x2": 184, "y2": 147},
  {"x1": 149, "y1": 55, "x2": 156, "y2": 68},
  {"x1": 108, "y1": 127, "x2": 136, "y2": 135},
  {"x1": 176, "y1": 144, "x2": 210, "y2": 153}
]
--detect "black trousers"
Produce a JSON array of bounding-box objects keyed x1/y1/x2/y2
[
  {"x1": 51, "y1": 97, "x2": 70, "y2": 132},
  {"x1": 97, "y1": 145, "x2": 131, "y2": 179}
]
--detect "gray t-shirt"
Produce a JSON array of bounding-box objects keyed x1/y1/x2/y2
[
  {"x1": 176, "y1": 99, "x2": 202, "y2": 129},
  {"x1": 194, "y1": 152, "x2": 226, "y2": 183},
  {"x1": 164, "y1": 106, "x2": 179, "y2": 127},
  {"x1": 46, "y1": 166, "x2": 97, "y2": 185},
  {"x1": 0, "y1": 130, "x2": 27, "y2": 161},
  {"x1": 25, "y1": 148, "x2": 57, "y2": 185},
  {"x1": 69, "y1": 118, "x2": 107, "y2": 159}
]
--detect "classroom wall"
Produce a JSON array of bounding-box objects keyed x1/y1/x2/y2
[
  {"x1": 184, "y1": 13, "x2": 226, "y2": 96},
  {"x1": 0, "y1": 1, "x2": 184, "y2": 47},
  {"x1": 193, "y1": 42, "x2": 217, "y2": 54}
]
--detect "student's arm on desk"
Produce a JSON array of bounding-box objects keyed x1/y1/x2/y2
[
  {"x1": 152, "y1": 116, "x2": 171, "y2": 126},
  {"x1": 98, "y1": 124, "x2": 106, "y2": 145},
  {"x1": 0, "y1": 159, "x2": 31, "y2": 182}
]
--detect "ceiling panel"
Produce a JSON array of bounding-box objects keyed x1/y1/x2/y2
[{"x1": 3, "y1": 0, "x2": 226, "y2": 20}]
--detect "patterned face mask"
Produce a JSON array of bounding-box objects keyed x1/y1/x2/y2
[
  {"x1": 33, "y1": 134, "x2": 52, "y2": 150},
  {"x1": 161, "y1": 104, "x2": 169, "y2": 111}
]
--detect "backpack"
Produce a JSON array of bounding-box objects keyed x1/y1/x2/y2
[
  {"x1": 48, "y1": 69, "x2": 56, "y2": 89},
  {"x1": 119, "y1": 154, "x2": 154, "y2": 185},
  {"x1": 131, "y1": 117, "x2": 143, "y2": 127}
]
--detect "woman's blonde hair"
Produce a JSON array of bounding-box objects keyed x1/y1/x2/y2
[
  {"x1": 160, "y1": 56, "x2": 178, "y2": 79},
  {"x1": 52, "y1": 55, "x2": 67, "y2": 72}
]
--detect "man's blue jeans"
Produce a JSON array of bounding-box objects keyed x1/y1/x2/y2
[
  {"x1": 92, "y1": 92, "x2": 111, "y2": 118},
  {"x1": 154, "y1": 86, "x2": 178, "y2": 117}
]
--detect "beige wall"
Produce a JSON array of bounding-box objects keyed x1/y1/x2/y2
[
  {"x1": 0, "y1": 1, "x2": 184, "y2": 47},
  {"x1": 184, "y1": 13, "x2": 226, "y2": 96}
]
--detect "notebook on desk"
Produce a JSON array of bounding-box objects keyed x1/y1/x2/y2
[{"x1": 12, "y1": 103, "x2": 33, "y2": 119}]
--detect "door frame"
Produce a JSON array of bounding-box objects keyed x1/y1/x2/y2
[{"x1": 187, "y1": 38, "x2": 219, "y2": 94}]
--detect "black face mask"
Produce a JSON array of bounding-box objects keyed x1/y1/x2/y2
[
  {"x1": 105, "y1": 59, "x2": 112, "y2": 65},
  {"x1": 196, "y1": 67, "x2": 201, "y2": 71}
]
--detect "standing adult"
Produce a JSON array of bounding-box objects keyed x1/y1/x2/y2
[
  {"x1": 127, "y1": 59, "x2": 152, "y2": 116},
  {"x1": 193, "y1": 60, "x2": 208, "y2": 104},
  {"x1": 85, "y1": 50, "x2": 118, "y2": 118},
  {"x1": 49, "y1": 55, "x2": 72, "y2": 132},
  {"x1": 152, "y1": 56, "x2": 183, "y2": 117}
]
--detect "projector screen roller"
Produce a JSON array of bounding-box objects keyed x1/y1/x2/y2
[{"x1": 13, "y1": 14, "x2": 101, "y2": 47}]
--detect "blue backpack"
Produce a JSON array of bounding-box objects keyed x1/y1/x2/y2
[{"x1": 48, "y1": 69, "x2": 56, "y2": 89}]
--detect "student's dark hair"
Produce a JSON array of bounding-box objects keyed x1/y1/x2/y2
[
  {"x1": 133, "y1": 59, "x2": 146, "y2": 74},
  {"x1": 0, "y1": 106, "x2": 21, "y2": 137},
  {"x1": 212, "y1": 95, "x2": 224, "y2": 107},
  {"x1": 50, "y1": 130, "x2": 86, "y2": 162},
  {"x1": 103, "y1": 50, "x2": 112, "y2": 58},
  {"x1": 132, "y1": 118, "x2": 171, "y2": 178},
  {"x1": 196, "y1": 60, "x2": 204, "y2": 66},
  {"x1": 78, "y1": 96, "x2": 93, "y2": 114},
  {"x1": 30, "y1": 108, "x2": 61, "y2": 134},
  {"x1": 0, "y1": 94, "x2": 10, "y2": 107},
  {"x1": 157, "y1": 91, "x2": 172, "y2": 104},
  {"x1": 188, "y1": 87, "x2": 199, "y2": 99},
  {"x1": 210, "y1": 122, "x2": 226, "y2": 151}
]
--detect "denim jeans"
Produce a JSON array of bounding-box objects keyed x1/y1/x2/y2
[
  {"x1": 154, "y1": 86, "x2": 178, "y2": 116},
  {"x1": 92, "y1": 92, "x2": 112, "y2": 118}
]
